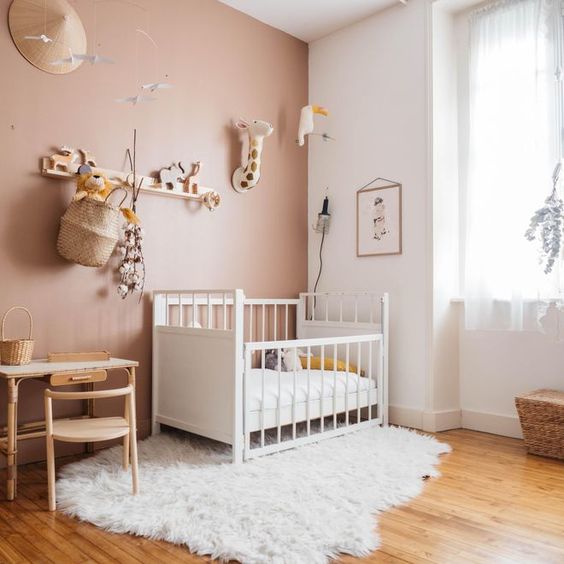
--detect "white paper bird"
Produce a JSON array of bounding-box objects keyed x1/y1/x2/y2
[
  {"x1": 115, "y1": 95, "x2": 157, "y2": 105},
  {"x1": 297, "y1": 105, "x2": 329, "y2": 146},
  {"x1": 141, "y1": 82, "x2": 173, "y2": 92},
  {"x1": 51, "y1": 52, "x2": 115, "y2": 66},
  {"x1": 24, "y1": 34, "x2": 53, "y2": 43}
]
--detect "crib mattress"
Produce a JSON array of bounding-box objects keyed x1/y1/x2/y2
[{"x1": 247, "y1": 368, "x2": 376, "y2": 411}]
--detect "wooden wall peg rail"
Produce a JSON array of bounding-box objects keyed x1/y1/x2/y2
[{"x1": 42, "y1": 148, "x2": 221, "y2": 211}]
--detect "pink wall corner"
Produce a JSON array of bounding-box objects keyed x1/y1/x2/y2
[{"x1": 0, "y1": 0, "x2": 308, "y2": 464}]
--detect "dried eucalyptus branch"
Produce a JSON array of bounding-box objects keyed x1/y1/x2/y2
[{"x1": 525, "y1": 163, "x2": 564, "y2": 274}]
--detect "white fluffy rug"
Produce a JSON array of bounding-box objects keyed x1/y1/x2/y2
[{"x1": 57, "y1": 426, "x2": 450, "y2": 563}]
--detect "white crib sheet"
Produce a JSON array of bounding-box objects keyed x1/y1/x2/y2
[{"x1": 247, "y1": 368, "x2": 376, "y2": 412}]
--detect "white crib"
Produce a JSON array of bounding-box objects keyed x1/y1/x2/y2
[{"x1": 152, "y1": 289, "x2": 389, "y2": 462}]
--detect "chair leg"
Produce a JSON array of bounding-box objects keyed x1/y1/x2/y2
[
  {"x1": 46, "y1": 435, "x2": 56, "y2": 511},
  {"x1": 123, "y1": 435, "x2": 130, "y2": 470},
  {"x1": 127, "y1": 392, "x2": 139, "y2": 495},
  {"x1": 123, "y1": 399, "x2": 130, "y2": 470}
]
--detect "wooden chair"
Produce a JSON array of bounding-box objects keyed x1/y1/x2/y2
[{"x1": 44, "y1": 385, "x2": 139, "y2": 511}]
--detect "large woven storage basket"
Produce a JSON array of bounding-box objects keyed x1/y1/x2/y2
[
  {"x1": 0, "y1": 306, "x2": 34, "y2": 366},
  {"x1": 57, "y1": 189, "x2": 126, "y2": 268},
  {"x1": 515, "y1": 389, "x2": 564, "y2": 460}
]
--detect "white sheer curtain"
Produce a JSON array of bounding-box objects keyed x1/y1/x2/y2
[{"x1": 464, "y1": 0, "x2": 561, "y2": 331}]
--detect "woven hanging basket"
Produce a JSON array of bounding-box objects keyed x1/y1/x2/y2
[
  {"x1": 0, "y1": 306, "x2": 34, "y2": 366},
  {"x1": 57, "y1": 188, "x2": 127, "y2": 268}
]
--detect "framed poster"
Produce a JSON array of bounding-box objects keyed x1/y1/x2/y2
[{"x1": 356, "y1": 180, "x2": 402, "y2": 257}]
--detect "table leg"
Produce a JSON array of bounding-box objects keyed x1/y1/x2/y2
[
  {"x1": 86, "y1": 382, "x2": 94, "y2": 454},
  {"x1": 6, "y1": 379, "x2": 18, "y2": 501}
]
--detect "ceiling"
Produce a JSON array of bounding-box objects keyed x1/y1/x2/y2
[{"x1": 218, "y1": 0, "x2": 406, "y2": 43}]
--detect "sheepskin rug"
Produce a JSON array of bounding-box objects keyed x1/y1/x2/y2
[{"x1": 57, "y1": 426, "x2": 450, "y2": 563}]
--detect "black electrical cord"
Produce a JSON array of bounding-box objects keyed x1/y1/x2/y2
[{"x1": 313, "y1": 228, "x2": 326, "y2": 295}]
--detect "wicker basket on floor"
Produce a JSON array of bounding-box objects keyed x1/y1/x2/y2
[
  {"x1": 0, "y1": 306, "x2": 34, "y2": 366},
  {"x1": 515, "y1": 389, "x2": 564, "y2": 460}
]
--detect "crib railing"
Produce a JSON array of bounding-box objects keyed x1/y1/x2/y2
[
  {"x1": 300, "y1": 291, "x2": 383, "y2": 325},
  {"x1": 243, "y1": 333, "x2": 384, "y2": 460}
]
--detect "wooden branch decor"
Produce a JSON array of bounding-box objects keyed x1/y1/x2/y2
[{"x1": 42, "y1": 148, "x2": 221, "y2": 211}]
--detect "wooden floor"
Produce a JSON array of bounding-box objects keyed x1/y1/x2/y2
[{"x1": 0, "y1": 429, "x2": 563, "y2": 563}]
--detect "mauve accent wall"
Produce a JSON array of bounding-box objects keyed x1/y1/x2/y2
[{"x1": 0, "y1": 0, "x2": 308, "y2": 465}]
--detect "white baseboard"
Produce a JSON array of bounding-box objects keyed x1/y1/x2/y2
[
  {"x1": 389, "y1": 405, "x2": 462, "y2": 432},
  {"x1": 461, "y1": 410, "x2": 523, "y2": 439},
  {"x1": 422, "y1": 409, "x2": 462, "y2": 432},
  {"x1": 389, "y1": 405, "x2": 424, "y2": 429},
  {"x1": 389, "y1": 405, "x2": 523, "y2": 439}
]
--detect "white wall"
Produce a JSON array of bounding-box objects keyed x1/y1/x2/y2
[
  {"x1": 308, "y1": 0, "x2": 432, "y2": 423},
  {"x1": 430, "y1": 3, "x2": 461, "y2": 430},
  {"x1": 309, "y1": 0, "x2": 564, "y2": 438}
]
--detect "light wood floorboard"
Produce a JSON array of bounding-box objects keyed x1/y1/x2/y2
[{"x1": 0, "y1": 429, "x2": 562, "y2": 563}]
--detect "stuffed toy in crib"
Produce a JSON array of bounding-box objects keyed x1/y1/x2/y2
[
  {"x1": 264, "y1": 348, "x2": 362, "y2": 375},
  {"x1": 73, "y1": 172, "x2": 140, "y2": 224}
]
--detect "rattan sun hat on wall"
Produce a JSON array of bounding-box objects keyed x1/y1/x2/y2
[{"x1": 8, "y1": 0, "x2": 87, "y2": 74}]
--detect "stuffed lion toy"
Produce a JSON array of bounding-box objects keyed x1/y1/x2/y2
[
  {"x1": 73, "y1": 172, "x2": 140, "y2": 224},
  {"x1": 73, "y1": 173, "x2": 113, "y2": 202}
]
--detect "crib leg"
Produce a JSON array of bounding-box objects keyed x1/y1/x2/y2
[{"x1": 232, "y1": 436, "x2": 243, "y2": 464}]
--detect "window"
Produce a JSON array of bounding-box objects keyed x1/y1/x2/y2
[{"x1": 462, "y1": 0, "x2": 561, "y2": 330}]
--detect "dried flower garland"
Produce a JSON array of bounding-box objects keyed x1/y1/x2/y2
[
  {"x1": 117, "y1": 129, "x2": 146, "y2": 300},
  {"x1": 525, "y1": 164, "x2": 564, "y2": 275}
]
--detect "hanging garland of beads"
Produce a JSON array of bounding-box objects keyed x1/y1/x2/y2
[{"x1": 117, "y1": 129, "x2": 146, "y2": 300}]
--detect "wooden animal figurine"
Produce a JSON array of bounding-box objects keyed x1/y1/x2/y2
[
  {"x1": 50, "y1": 146, "x2": 77, "y2": 171},
  {"x1": 297, "y1": 105, "x2": 329, "y2": 146},
  {"x1": 232, "y1": 119, "x2": 274, "y2": 193},
  {"x1": 184, "y1": 161, "x2": 202, "y2": 194},
  {"x1": 159, "y1": 162, "x2": 185, "y2": 190},
  {"x1": 78, "y1": 149, "x2": 97, "y2": 167}
]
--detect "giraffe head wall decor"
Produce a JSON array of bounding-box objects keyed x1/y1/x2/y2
[{"x1": 231, "y1": 118, "x2": 274, "y2": 193}]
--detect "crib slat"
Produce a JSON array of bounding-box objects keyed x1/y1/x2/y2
[
  {"x1": 320, "y1": 344, "x2": 325, "y2": 433},
  {"x1": 249, "y1": 304, "x2": 254, "y2": 342},
  {"x1": 277, "y1": 347, "x2": 282, "y2": 444},
  {"x1": 261, "y1": 349, "x2": 266, "y2": 448},
  {"x1": 262, "y1": 305, "x2": 266, "y2": 342},
  {"x1": 244, "y1": 347, "x2": 251, "y2": 456},
  {"x1": 178, "y1": 293, "x2": 183, "y2": 327},
  {"x1": 192, "y1": 292, "x2": 196, "y2": 327},
  {"x1": 368, "y1": 340, "x2": 373, "y2": 421},
  {"x1": 223, "y1": 293, "x2": 227, "y2": 330},
  {"x1": 207, "y1": 293, "x2": 212, "y2": 329},
  {"x1": 292, "y1": 348, "x2": 297, "y2": 440},
  {"x1": 345, "y1": 343, "x2": 350, "y2": 426},
  {"x1": 274, "y1": 305, "x2": 277, "y2": 341},
  {"x1": 306, "y1": 346, "x2": 311, "y2": 436},
  {"x1": 285, "y1": 304, "x2": 289, "y2": 340},
  {"x1": 357, "y1": 342, "x2": 362, "y2": 423},
  {"x1": 333, "y1": 343, "x2": 338, "y2": 430},
  {"x1": 378, "y1": 339, "x2": 385, "y2": 422},
  {"x1": 165, "y1": 293, "x2": 169, "y2": 326}
]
